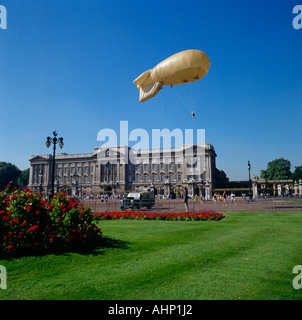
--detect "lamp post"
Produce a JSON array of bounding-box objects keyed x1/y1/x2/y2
[
  {"x1": 46, "y1": 131, "x2": 64, "y2": 201},
  {"x1": 248, "y1": 161, "x2": 252, "y2": 200}
]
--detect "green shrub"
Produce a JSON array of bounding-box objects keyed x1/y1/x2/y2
[{"x1": 0, "y1": 187, "x2": 102, "y2": 256}]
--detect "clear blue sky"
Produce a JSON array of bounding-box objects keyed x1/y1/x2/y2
[{"x1": 0, "y1": 0, "x2": 301, "y2": 180}]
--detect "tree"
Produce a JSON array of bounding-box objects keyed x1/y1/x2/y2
[
  {"x1": 260, "y1": 158, "x2": 291, "y2": 180},
  {"x1": 0, "y1": 162, "x2": 21, "y2": 190},
  {"x1": 291, "y1": 165, "x2": 302, "y2": 183},
  {"x1": 18, "y1": 168, "x2": 30, "y2": 187}
]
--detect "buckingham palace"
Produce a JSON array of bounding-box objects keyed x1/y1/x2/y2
[{"x1": 28, "y1": 143, "x2": 228, "y2": 199}]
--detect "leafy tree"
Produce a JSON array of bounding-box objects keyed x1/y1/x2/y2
[
  {"x1": 18, "y1": 168, "x2": 30, "y2": 187},
  {"x1": 291, "y1": 165, "x2": 302, "y2": 183},
  {"x1": 260, "y1": 158, "x2": 291, "y2": 180},
  {"x1": 0, "y1": 162, "x2": 21, "y2": 190}
]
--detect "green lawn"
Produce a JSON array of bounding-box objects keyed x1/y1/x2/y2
[{"x1": 1, "y1": 211, "x2": 302, "y2": 300}]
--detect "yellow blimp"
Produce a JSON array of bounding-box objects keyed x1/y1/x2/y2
[{"x1": 133, "y1": 49, "x2": 210, "y2": 102}]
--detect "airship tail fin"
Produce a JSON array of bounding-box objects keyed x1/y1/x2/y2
[
  {"x1": 133, "y1": 69, "x2": 152, "y2": 85},
  {"x1": 138, "y1": 81, "x2": 163, "y2": 102}
]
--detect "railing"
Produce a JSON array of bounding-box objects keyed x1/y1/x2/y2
[{"x1": 81, "y1": 196, "x2": 302, "y2": 213}]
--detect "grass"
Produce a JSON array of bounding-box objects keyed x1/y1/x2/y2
[{"x1": 1, "y1": 211, "x2": 302, "y2": 300}]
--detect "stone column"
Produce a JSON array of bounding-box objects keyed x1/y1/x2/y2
[
  {"x1": 278, "y1": 183, "x2": 282, "y2": 196},
  {"x1": 252, "y1": 180, "x2": 258, "y2": 199},
  {"x1": 164, "y1": 180, "x2": 170, "y2": 199},
  {"x1": 294, "y1": 182, "x2": 299, "y2": 195},
  {"x1": 188, "y1": 179, "x2": 194, "y2": 199},
  {"x1": 299, "y1": 179, "x2": 302, "y2": 196},
  {"x1": 205, "y1": 180, "x2": 211, "y2": 201}
]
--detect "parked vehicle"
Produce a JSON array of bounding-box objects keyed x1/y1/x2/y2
[{"x1": 120, "y1": 190, "x2": 155, "y2": 210}]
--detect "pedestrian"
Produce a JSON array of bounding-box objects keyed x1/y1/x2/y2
[
  {"x1": 213, "y1": 192, "x2": 217, "y2": 203},
  {"x1": 231, "y1": 192, "x2": 235, "y2": 204},
  {"x1": 184, "y1": 187, "x2": 189, "y2": 212}
]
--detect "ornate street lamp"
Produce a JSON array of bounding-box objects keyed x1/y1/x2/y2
[
  {"x1": 46, "y1": 130, "x2": 64, "y2": 200},
  {"x1": 248, "y1": 161, "x2": 252, "y2": 200}
]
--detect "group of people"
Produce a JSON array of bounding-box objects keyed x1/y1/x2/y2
[
  {"x1": 212, "y1": 191, "x2": 236, "y2": 203},
  {"x1": 183, "y1": 188, "x2": 237, "y2": 211}
]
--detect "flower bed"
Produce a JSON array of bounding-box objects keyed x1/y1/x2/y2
[
  {"x1": 92, "y1": 210, "x2": 225, "y2": 221},
  {"x1": 0, "y1": 186, "x2": 102, "y2": 256}
]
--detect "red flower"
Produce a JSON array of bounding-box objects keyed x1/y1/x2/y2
[
  {"x1": 27, "y1": 225, "x2": 39, "y2": 232},
  {"x1": 8, "y1": 245, "x2": 13, "y2": 250},
  {"x1": 62, "y1": 208, "x2": 67, "y2": 213},
  {"x1": 22, "y1": 221, "x2": 27, "y2": 226}
]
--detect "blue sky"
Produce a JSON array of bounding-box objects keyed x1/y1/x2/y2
[{"x1": 0, "y1": 0, "x2": 301, "y2": 180}]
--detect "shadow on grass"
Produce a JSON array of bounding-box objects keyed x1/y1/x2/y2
[{"x1": 0, "y1": 236, "x2": 130, "y2": 261}]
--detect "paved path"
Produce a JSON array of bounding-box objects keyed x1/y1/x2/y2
[{"x1": 82, "y1": 198, "x2": 302, "y2": 213}]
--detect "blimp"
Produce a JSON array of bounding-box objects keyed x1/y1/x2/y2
[{"x1": 133, "y1": 49, "x2": 210, "y2": 102}]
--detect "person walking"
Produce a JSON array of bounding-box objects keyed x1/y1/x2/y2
[{"x1": 184, "y1": 187, "x2": 189, "y2": 212}]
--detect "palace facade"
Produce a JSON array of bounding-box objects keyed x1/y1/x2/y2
[{"x1": 28, "y1": 143, "x2": 228, "y2": 199}]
